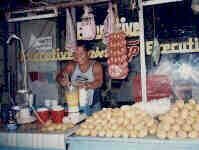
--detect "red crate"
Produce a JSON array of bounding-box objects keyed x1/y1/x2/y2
[{"x1": 133, "y1": 74, "x2": 172, "y2": 102}]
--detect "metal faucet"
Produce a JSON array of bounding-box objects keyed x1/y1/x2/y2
[{"x1": 7, "y1": 34, "x2": 30, "y2": 106}]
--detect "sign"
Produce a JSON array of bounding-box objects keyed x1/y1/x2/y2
[
  {"x1": 29, "y1": 34, "x2": 53, "y2": 51},
  {"x1": 77, "y1": 19, "x2": 140, "y2": 40},
  {"x1": 23, "y1": 37, "x2": 199, "y2": 62},
  {"x1": 146, "y1": 37, "x2": 199, "y2": 54}
]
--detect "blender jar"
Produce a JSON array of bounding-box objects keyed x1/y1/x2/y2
[{"x1": 65, "y1": 85, "x2": 79, "y2": 113}]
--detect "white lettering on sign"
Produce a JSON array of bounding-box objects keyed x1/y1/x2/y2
[{"x1": 77, "y1": 19, "x2": 140, "y2": 40}]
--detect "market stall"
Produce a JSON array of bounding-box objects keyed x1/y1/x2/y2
[{"x1": 0, "y1": 0, "x2": 199, "y2": 150}]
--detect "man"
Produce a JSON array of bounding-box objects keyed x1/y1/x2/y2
[{"x1": 56, "y1": 45, "x2": 103, "y2": 115}]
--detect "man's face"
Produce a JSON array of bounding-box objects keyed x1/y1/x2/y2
[{"x1": 74, "y1": 46, "x2": 88, "y2": 64}]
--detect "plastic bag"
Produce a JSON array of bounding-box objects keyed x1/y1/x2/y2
[
  {"x1": 79, "y1": 6, "x2": 96, "y2": 40},
  {"x1": 150, "y1": 54, "x2": 199, "y2": 101},
  {"x1": 192, "y1": 0, "x2": 199, "y2": 14},
  {"x1": 65, "y1": 8, "x2": 77, "y2": 51},
  {"x1": 103, "y1": 2, "x2": 116, "y2": 44},
  {"x1": 151, "y1": 37, "x2": 160, "y2": 65},
  {"x1": 133, "y1": 74, "x2": 172, "y2": 102}
]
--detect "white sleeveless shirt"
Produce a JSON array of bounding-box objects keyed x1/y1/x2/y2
[{"x1": 71, "y1": 61, "x2": 95, "y2": 106}]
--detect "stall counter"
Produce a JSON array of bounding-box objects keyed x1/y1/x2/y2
[
  {"x1": 0, "y1": 125, "x2": 79, "y2": 150},
  {"x1": 67, "y1": 136, "x2": 199, "y2": 150}
]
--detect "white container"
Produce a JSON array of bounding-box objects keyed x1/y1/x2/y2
[
  {"x1": 44, "y1": 99, "x2": 51, "y2": 108},
  {"x1": 51, "y1": 105, "x2": 64, "y2": 111},
  {"x1": 51, "y1": 100, "x2": 58, "y2": 107},
  {"x1": 79, "y1": 88, "x2": 88, "y2": 107},
  {"x1": 19, "y1": 107, "x2": 31, "y2": 119}
]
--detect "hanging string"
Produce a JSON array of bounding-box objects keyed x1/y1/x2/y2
[{"x1": 153, "y1": 6, "x2": 156, "y2": 38}]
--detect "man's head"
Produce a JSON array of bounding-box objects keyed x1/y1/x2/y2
[{"x1": 74, "y1": 45, "x2": 89, "y2": 65}]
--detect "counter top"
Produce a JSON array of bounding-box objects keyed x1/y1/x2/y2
[
  {"x1": 0, "y1": 123, "x2": 79, "y2": 136},
  {"x1": 67, "y1": 136, "x2": 199, "y2": 150},
  {"x1": 67, "y1": 136, "x2": 199, "y2": 144}
]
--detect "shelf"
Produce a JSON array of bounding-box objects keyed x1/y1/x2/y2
[{"x1": 143, "y1": 0, "x2": 183, "y2": 6}]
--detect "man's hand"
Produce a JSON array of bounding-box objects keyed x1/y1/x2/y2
[
  {"x1": 56, "y1": 62, "x2": 75, "y2": 87},
  {"x1": 77, "y1": 82, "x2": 87, "y2": 89},
  {"x1": 59, "y1": 78, "x2": 70, "y2": 87}
]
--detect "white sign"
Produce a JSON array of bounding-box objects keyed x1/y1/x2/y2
[{"x1": 29, "y1": 34, "x2": 53, "y2": 51}]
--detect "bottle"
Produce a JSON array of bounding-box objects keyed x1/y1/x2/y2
[
  {"x1": 28, "y1": 91, "x2": 34, "y2": 108},
  {"x1": 6, "y1": 110, "x2": 17, "y2": 130},
  {"x1": 63, "y1": 103, "x2": 68, "y2": 116}
]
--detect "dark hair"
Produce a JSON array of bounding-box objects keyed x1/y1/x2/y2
[{"x1": 77, "y1": 40, "x2": 91, "y2": 51}]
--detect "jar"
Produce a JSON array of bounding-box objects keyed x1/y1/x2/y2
[{"x1": 65, "y1": 85, "x2": 79, "y2": 113}]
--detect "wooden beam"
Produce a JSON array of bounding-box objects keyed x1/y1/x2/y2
[
  {"x1": 7, "y1": 0, "x2": 111, "y2": 12},
  {"x1": 143, "y1": 0, "x2": 183, "y2": 6},
  {"x1": 46, "y1": 0, "x2": 110, "y2": 8}
]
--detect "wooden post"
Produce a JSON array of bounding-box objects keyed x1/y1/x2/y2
[{"x1": 138, "y1": 0, "x2": 147, "y2": 103}]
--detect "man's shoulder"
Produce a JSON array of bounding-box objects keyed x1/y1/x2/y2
[
  {"x1": 65, "y1": 61, "x2": 76, "y2": 72},
  {"x1": 92, "y1": 61, "x2": 103, "y2": 72},
  {"x1": 66, "y1": 61, "x2": 76, "y2": 67},
  {"x1": 93, "y1": 61, "x2": 102, "y2": 67}
]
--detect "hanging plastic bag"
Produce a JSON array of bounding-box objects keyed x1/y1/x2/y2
[
  {"x1": 192, "y1": 0, "x2": 199, "y2": 14},
  {"x1": 65, "y1": 8, "x2": 77, "y2": 52},
  {"x1": 103, "y1": 2, "x2": 116, "y2": 44},
  {"x1": 151, "y1": 37, "x2": 160, "y2": 65},
  {"x1": 79, "y1": 6, "x2": 96, "y2": 40}
]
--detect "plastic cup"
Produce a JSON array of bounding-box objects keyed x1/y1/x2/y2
[
  {"x1": 37, "y1": 108, "x2": 49, "y2": 124},
  {"x1": 51, "y1": 106, "x2": 64, "y2": 124}
]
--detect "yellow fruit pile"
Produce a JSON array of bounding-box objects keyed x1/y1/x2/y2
[
  {"x1": 76, "y1": 99, "x2": 199, "y2": 139},
  {"x1": 157, "y1": 99, "x2": 199, "y2": 139},
  {"x1": 76, "y1": 106, "x2": 157, "y2": 138},
  {"x1": 41, "y1": 121, "x2": 74, "y2": 132}
]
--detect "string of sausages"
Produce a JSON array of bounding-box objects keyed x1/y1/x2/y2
[{"x1": 107, "y1": 32, "x2": 128, "y2": 79}]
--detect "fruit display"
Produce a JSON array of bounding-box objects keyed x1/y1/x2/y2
[
  {"x1": 75, "y1": 99, "x2": 199, "y2": 140},
  {"x1": 76, "y1": 106, "x2": 157, "y2": 138},
  {"x1": 156, "y1": 99, "x2": 199, "y2": 139},
  {"x1": 107, "y1": 32, "x2": 129, "y2": 79},
  {"x1": 41, "y1": 120, "x2": 74, "y2": 132}
]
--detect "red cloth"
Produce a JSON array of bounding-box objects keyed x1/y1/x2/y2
[
  {"x1": 29, "y1": 72, "x2": 39, "y2": 81},
  {"x1": 133, "y1": 74, "x2": 172, "y2": 102}
]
